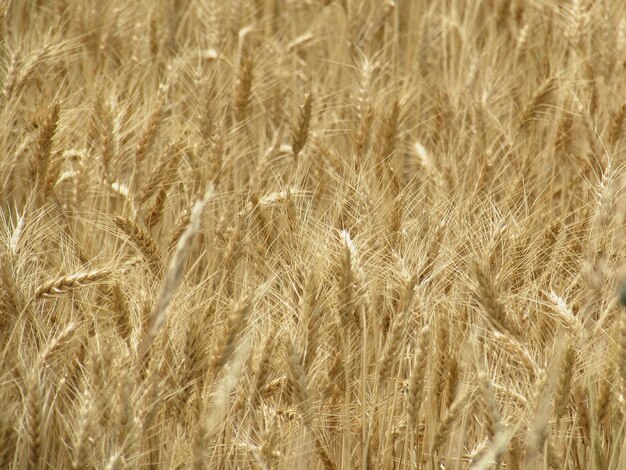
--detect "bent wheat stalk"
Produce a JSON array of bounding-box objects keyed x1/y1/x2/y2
[{"x1": 136, "y1": 185, "x2": 215, "y2": 375}]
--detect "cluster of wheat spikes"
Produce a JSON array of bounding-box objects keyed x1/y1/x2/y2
[{"x1": 2, "y1": 0, "x2": 626, "y2": 469}]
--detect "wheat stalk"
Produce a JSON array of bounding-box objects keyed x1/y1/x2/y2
[{"x1": 25, "y1": 374, "x2": 42, "y2": 470}]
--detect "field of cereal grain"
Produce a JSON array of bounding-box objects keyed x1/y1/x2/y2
[{"x1": 1, "y1": 1, "x2": 626, "y2": 468}]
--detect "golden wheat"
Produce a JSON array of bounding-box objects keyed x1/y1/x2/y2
[{"x1": 3, "y1": 1, "x2": 626, "y2": 468}]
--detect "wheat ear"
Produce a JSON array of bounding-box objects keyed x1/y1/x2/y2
[
  {"x1": 291, "y1": 91, "x2": 313, "y2": 161},
  {"x1": 34, "y1": 269, "x2": 111, "y2": 301},
  {"x1": 136, "y1": 187, "x2": 214, "y2": 375}
]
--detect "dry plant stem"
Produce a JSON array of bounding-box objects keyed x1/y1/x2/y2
[
  {"x1": 26, "y1": 374, "x2": 42, "y2": 470},
  {"x1": 618, "y1": 309, "x2": 626, "y2": 406}
]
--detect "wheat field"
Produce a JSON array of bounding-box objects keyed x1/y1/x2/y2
[{"x1": 1, "y1": 0, "x2": 626, "y2": 468}]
